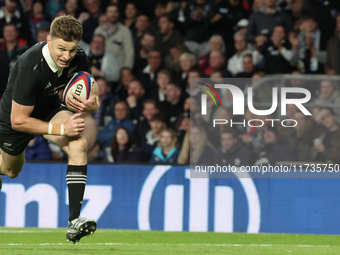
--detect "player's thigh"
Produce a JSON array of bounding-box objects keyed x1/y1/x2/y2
[
  {"x1": 43, "y1": 110, "x2": 73, "y2": 153},
  {"x1": 0, "y1": 148, "x2": 25, "y2": 176}
]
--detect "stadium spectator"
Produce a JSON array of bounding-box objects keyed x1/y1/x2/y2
[
  {"x1": 98, "y1": 13, "x2": 107, "y2": 26},
  {"x1": 210, "y1": 0, "x2": 248, "y2": 50},
  {"x1": 189, "y1": 125, "x2": 215, "y2": 164},
  {"x1": 134, "y1": 99, "x2": 160, "y2": 145},
  {"x1": 176, "y1": 110, "x2": 191, "y2": 148},
  {"x1": 313, "y1": 80, "x2": 340, "y2": 122},
  {"x1": 45, "y1": 0, "x2": 65, "y2": 20},
  {"x1": 214, "y1": 129, "x2": 251, "y2": 166},
  {"x1": 183, "y1": 0, "x2": 213, "y2": 43},
  {"x1": 185, "y1": 67, "x2": 202, "y2": 97},
  {"x1": 126, "y1": 80, "x2": 149, "y2": 121},
  {"x1": 227, "y1": 30, "x2": 252, "y2": 76},
  {"x1": 252, "y1": 0, "x2": 264, "y2": 12},
  {"x1": 29, "y1": 0, "x2": 50, "y2": 44},
  {"x1": 254, "y1": 126, "x2": 298, "y2": 165},
  {"x1": 64, "y1": 0, "x2": 80, "y2": 18},
  {"x1": 197, "y1": 34, "x2": 226, "y2": 72},
  {"x1": 150, "y1": 127, "x2": 180, "y2": 164},
  {"x1": 80, "y1": 34, "x2": 120, "y2": 83},
  {"x1": 176, "y1": 52, "x2": 196, "y2": 89},
  {"x1": 308, "y1": 0, "x2": 340, "y2": 41},
  {"x1": 97, "y1": 101, "x2": 135, "y2": 148},
  {"x1": 162, "y1": 82, "x2": 184, "y2": 128},
  {"x1": 155, "y1": 13, "x2": 184, "y2": 58},
  {"x1": 114, "y1": 67, "x2": 135, "y2": 101},
  {"x1": 150, "y1": 2, "x2": 166, "y2": 32},
  {"x1": 314, "y1": 108, "x2": 340, "y2": 164},
  {"x1": 55, "y1": 9, "x2": 67, "y2": 17},
  {"x1": 188, "y1": 96, "x2": 201, "y2": 124},
  {"x1": 140, "y1": 113, "x2": 166, "y2": 162},
  {"x1": 235, "y1": 19, "x2": 249, "y2": 33},
  {"x1": 106, "y1": 127, "x2": 142, "y2": 163},
  {"x1": 235, "y1": 54, "x2": 258, "y2": 78},
  {"x1": 208, "y1": 106, "x2": 235, "y2": 148},
  {"x1": 122, "y1": 2, "x2": 138, "y2": 37},
  {"x1": 281, "y1": 111, "x2": 322, "y2": 162},
  {"x1": 137, "y1": 49, "x2": 164, "y2": 92},
  {"x1": 134, "y1": 31, "x2": 155, "y2": 72},
  {"x1": 78, "y1": 0, "x2": 102, "y2": 44},
  {"x1": 257, "y1": 25, "x2": 296, "y2": 74},
  {"x1": 325, "y1": 14, "x2": 340, "y2": 75},
  {"x1": 94, "y1": 4, "x2": 134, "y2": 69},
  {"x1": 204, "y1": 50, "x2": 230, "y2": 76},
  {"x1": 246, "y1": 0, "x2": 293, "y2": 43},
  {"x1": 25, "y1": 136, "x2": 53, "y2": 161},
  {"x1": 165, "y1": 43, "x2": 190, "y2": 74},
  {"x1": 296, "y1": 14, "x2": 327, "y2": 74},
  {"x1": 1, "y1": 23, "x2": 29, "y2": 70},
  {"x1": 36, "y1": 26, "x2": 49, "y2": 42},
  {"x1": 0, "y1": 0, "x2": 31, "y2": 44},
  {"x1": 285, "y1": 0, "x2": 306, "y2": 29},
  {"x1": 155, "y1": 69, "x2": 171, "y2": 103},
  {"x1": 134, "y1": 14, "x2": 150, "y2": 42},
  {"x1": 210, "y1": 70, "x2": 223, "y2": 83},
  {"x1": 92, "y1": 77, "x2": 116, "y2": 128}
]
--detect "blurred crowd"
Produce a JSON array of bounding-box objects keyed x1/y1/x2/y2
[{"x1": 0, "y1": 0, "x2": 340, "y2": 165}]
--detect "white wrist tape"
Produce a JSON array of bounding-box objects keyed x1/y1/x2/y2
[
  {"x1": 60, "y1": 124, "x2": 65, "y2": 136},
  {"x1": 48, "y1": 123, "x2": 53, "y2": 135}
]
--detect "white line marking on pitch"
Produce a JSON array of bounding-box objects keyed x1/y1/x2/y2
[{"x1": 0, "y1": 243, "x2": 336, "y2": 248}]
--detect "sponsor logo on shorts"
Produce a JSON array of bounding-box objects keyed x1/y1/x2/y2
[{"x1": 3, "y1": 142, "x2": 14, "y2": 151}]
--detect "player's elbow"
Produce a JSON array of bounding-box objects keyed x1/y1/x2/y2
[{"x1": 11, "y1": 116, "x2": 25, "y2": 131}]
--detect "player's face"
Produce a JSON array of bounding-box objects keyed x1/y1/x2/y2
[{"x1": 47, "y1": 35, "x2": 78, "y2": 68}]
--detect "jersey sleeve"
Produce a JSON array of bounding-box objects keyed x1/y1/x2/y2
[{"x1": 11, "y1": 67, "x2": 40, "y2": 106}]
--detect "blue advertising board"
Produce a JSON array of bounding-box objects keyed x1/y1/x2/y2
[{"x1": 0, "y1": 163, "x2": 340, "y2": 234}]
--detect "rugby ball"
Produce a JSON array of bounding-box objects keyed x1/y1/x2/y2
[{"x1": 63, "y1": 71, "x2": 95, "y2": 108}]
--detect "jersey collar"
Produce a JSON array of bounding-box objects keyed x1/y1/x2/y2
[{"x1": 42, "y1": 44, "x2": 69, "y2": 77}]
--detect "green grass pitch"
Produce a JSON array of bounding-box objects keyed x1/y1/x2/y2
[{"x1": 1, "y1": 227, "x2": 340, "y2": 254}]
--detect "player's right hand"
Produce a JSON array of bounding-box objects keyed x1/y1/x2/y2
[{"x1": 63, "y1": 113, "x2": 85, "y2": 137}]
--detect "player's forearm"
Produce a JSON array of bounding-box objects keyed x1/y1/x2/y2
[{"x1": 11, "y1": 117, "x2": 63, "y2": 136}]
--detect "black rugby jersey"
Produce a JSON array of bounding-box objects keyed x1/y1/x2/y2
[{"x1": 0, "y1": 41, "x2": 91, "y2": 133}]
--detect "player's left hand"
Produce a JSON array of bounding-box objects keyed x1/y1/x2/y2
[{"x1": 67, "y1": 86, "x2": 99, "y2": 113}]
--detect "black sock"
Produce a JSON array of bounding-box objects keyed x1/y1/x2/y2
[{"x1": 66, "y1": 165, "x2": 87, "y2": 222}]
